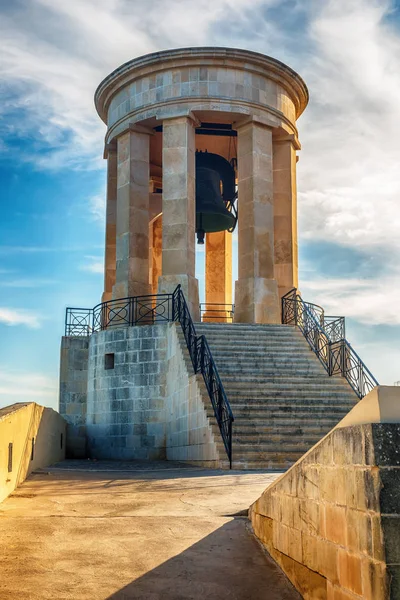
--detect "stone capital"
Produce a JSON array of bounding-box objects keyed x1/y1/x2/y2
[
  {"x1": 233, "y1": 114, "x2": 276, "y2": 133},
  {"x1": 273, "y1": 133, "x2": 301, "y2": 151},
  {"x1": 158, "y1": 111, "x2": 201, "y2": 129},
  {"x1": 128, "y1": 122, "x2": 155, "y2": 136},
  {"x1": 103, "y1": 141, "x2": 117, "y2": 159}
]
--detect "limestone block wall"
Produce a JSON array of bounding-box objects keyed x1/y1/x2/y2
[
  {"x1": 59, "y1": 336, "x2": 89, "y2": 458},
  {"x1": 165, "y1": 326, "x2": 220, "y2": 465},
  {"x1": 0, "y1": 403, "x2": 66, "y2": 504},
  {"x1": 86, "y1": 324, "x2": 168, "y2": 459},
  {"x1": 250, "y1": 421, "x2": 400, "y2": 599},
  {"x1": 82, "y1": 323, "x2": 220, "y2": 463}
]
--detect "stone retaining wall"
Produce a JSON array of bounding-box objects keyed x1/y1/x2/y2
[
  {"x1": 250, "y1": 420, "x2": 400, "y2": 599},
  {"x1": 0, "y1": 403, "x2": 66, "y2": 503}
]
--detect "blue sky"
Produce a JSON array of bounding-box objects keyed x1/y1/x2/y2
[{"x1": 1, "y1": 0, "x2": 400, "y2": 409}]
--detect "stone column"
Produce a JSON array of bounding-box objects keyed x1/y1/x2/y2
[
  {"x1": 102, "y1": 146, "x2": 117, "y2": 303},
  {"x1": 204, "y1": 231, "x2": 232, "y2": 322},
  {"x1": 234, "y1": 120, "x2": 280, "y2": 324},
  {"x1": 273, "y1": 136, "x2": 299, "y2": 299},
  {"x1": 112, "y1": 126, "x2": 152, "y2": 300},
  {"x1": 149, "y1": 214, "x2": 163, "y2": 295},
  {"x1": 157, "y1": 116, "x2": 199, "y2": 320}
]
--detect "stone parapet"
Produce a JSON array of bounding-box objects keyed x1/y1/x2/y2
[
  {"x1": 249, "y1": 387, "x2": 400, "y2": 599},
  {"x1": 0, "y1": 403, "x2": 66, "y2": 503}
]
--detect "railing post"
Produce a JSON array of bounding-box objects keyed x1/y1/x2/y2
[
  {"x1": 171, "y1": 291, "x2": 175, "y2": 321},
  {"x1": 228, "y1": 419, "x2": 232, "y2": 469},
  {"x1": 327, "y1": 341, "x2": 332, "y2": 376},
  {"x1": 200, "y1": 336, "x2": 205, "y2": 374},
  {"x1": 178, "y1": 288, "x2": 182, "y2": 321},
  {"x1": 341, "y1": 340, "x2": 346, "y2": 377},
  {"x1": 294, "y1": 295, "x2": 298, "y2": 326},
  {"x1": 131, "y1": 297, "x2": 136, "y2": 326}
]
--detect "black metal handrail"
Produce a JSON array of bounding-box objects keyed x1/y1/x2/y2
[
  {"x1": 172, "y1": 286, "x2": 233, "y2": 466},
  {"x1": 199, "y1": 303, "x2": 235, "y2": 322},
  {"x1": 282, "y1": 288, "x2": 378, "y2": 399},
  {"x1": 65, "y1": 286, "x2": 234, "y2": 467}
]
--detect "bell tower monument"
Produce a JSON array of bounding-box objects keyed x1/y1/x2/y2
[
  {"x1": 59, "y1": 47, "x2": 309, "y2": 463},
  {"x1": 94, "y1": 47, "x2": 308, "y2": 324}
]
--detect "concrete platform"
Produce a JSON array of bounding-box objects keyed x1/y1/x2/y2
[{"x1": 0, "y1": 460, "x2": 300, "y2": 599}]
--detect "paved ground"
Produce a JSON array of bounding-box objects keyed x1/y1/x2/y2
[{"x1": 0, "y1": 461, "x2": 300, "y2": 600}]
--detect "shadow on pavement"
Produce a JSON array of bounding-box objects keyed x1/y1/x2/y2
[{"x1": 105, "y1": 519, "x2": 300, "y2": 600}]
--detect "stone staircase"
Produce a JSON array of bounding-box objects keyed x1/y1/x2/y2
[{"x1": 194, "y1": 322, "x2": 358, "y2": 470}]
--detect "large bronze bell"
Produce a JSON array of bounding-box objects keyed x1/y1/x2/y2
[{"x1": 195, "y1": 151, "x2": 236, "y2": 244}]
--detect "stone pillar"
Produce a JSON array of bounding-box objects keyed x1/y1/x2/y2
[
  {"x1": 273, "y1": 136, "x2": 299, "y2": 299},
  {"x1": 234, "y1": 120, "x2": 280, "y2": 324},
  {"x1": 204, "y1": 231, "x2": 233, "y2": 322},
  {"x1": 149, "y1": 214, "x2": 163, "y2": 295},
  {"x1": 102, "y1": 147, "x2": 117, "y2": 303},
  {"x1": 112, "y1": 126, "x2": 151, "y2": 300},
  {"x1": 157, "y1": 116, "x2": 199, "y2": 320}
]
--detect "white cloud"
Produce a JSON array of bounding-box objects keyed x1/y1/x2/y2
[
  {"x1": 80, "y1": 255, "x2": 104, "y2": 274},
  {"x1": 301, "y1": 269, "x2": 400, "y2": 326},
  {"x1": 0, "y1": 0, "x2": 270, "y2": 170},
  {"x1": 88, "y1": 194, "x2": 106, "y2": 224},
  {"x1": 0, "y1": 278, "x2": 57, "y2": 288},
  {"x1": 0, "y1": 370, "x2": 57, "y2": 409},
  {"x1": 297, "y1": 0, "x2": 400, "y2": 254},
  {"x1": 0, "y1": 308, "x2": 42, "y2": 329}
]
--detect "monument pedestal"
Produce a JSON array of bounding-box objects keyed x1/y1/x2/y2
[{"x1": 234, "y1": 277, "x2": 280, "y2": 324}]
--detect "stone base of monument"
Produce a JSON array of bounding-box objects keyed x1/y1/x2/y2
[{"x1": 234, "y1": 277, "x2": 281, "y2": 324}]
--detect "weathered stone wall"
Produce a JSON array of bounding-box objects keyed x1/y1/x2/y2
[
  {"x1": 86, "y1": 324, "x2": 168, "y2": 459},
  {"x1": 165, "y1": 327, "x2": 220, "y2": 465},
  {"x1": 0, "y1": 403, "x2": 66, "y2": 503},
  {"x1": 69, "y1": 323, "x2": 221, "y2": 463},
  {"x1": 250, "y1": 419, "x2": 400, "y2": 599},
  {"x1": 59, "y1": 336, "x2": 89, "y2": 458}
]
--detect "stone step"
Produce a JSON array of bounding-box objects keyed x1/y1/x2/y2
[
  {"x1": 222, "y1": 386, "x2": 355, "y2": 398},
  {"x1": 231, "y1": 458, "x2": 299, "y2": 470},
  {"x1": 219, "y1": 374, "x2": 350, "y2": 386},
  {"x1": 225, "y1": 402, "x2": 352, "y2": 412},
  {"x1": 197, "y1": 332, "x2": 299, "y2": 339},
  {"x1": 199, "y1": 334, "x2": 305, "y2": 344},
  {"x1": 231, "y1": 451, "x2": 304, "y2": 464},
  {"x1": 216, "y1": 368, "x2": 325, "y2": 377},
  {"x1": 233, "y1": 428, "x2": 331, "y2": 440},
  {"x1": 226, "y1": 398, "x2": 355, "y2": 409},
  {"x1": 210, "y1": 346, "x2": 314, "y2": 355},
  {"x1": 213, "y1": 353, "x2": 320, "y2": 362},
  {"x1": 209, "y1": 408, "x2": 351, "y2": 420},
  {"x1": 233, "y1": 422, "x2": 339, "y2": 433},
  {"x1": 231, "y1": 443, "x2": 316, "y2": 453}
]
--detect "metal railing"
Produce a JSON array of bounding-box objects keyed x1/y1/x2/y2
[
  {"x1": 282, "y1": 288, "x2": 378, "y2": 399},
  {"x1": 199, "y1": 303, "x2": 235, "y2": 322},
  {"x1": 65, "y1": 293, "x2": 174, "y2": 335},
  {"x1": 172, "y1": 286, "x2": 233, "y2": 466},
  {"x1": 65, "y1": 287, "x2": 234, "y2": 467}
]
